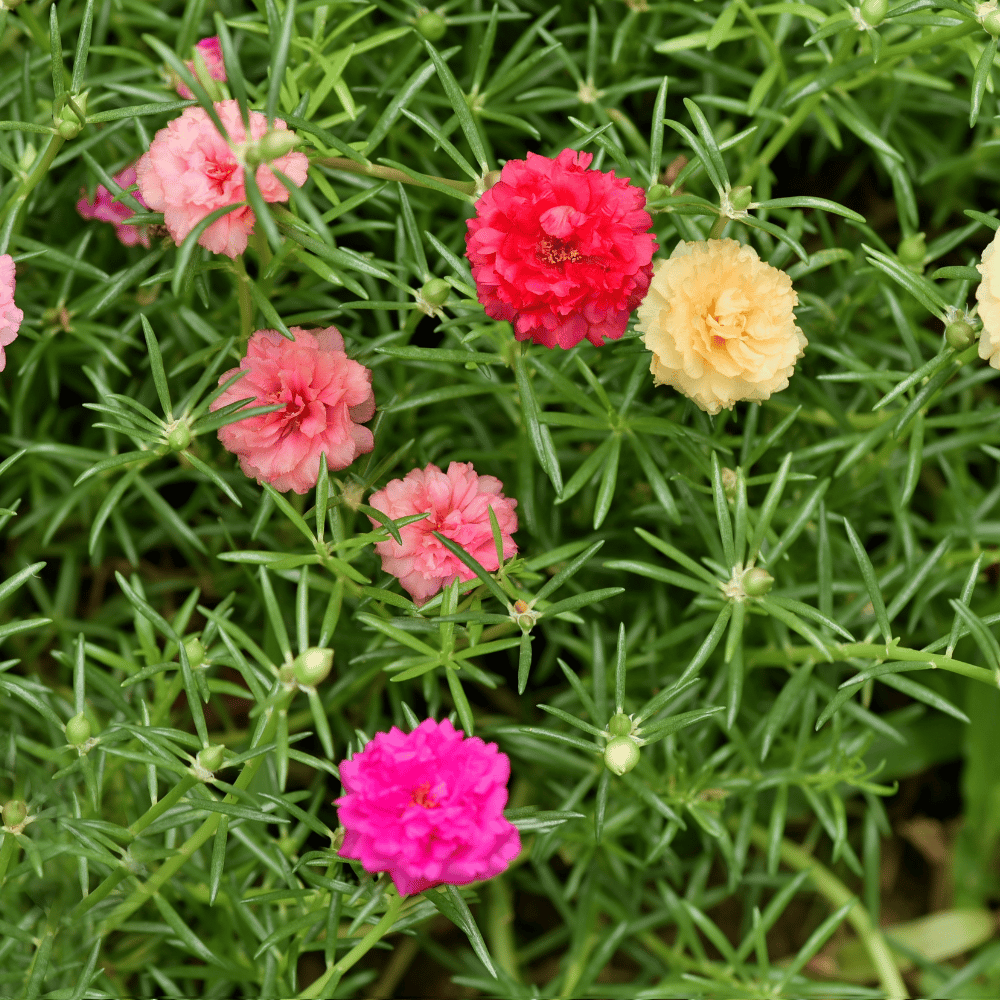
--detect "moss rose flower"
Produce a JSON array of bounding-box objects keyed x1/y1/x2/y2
[
  {"x1": 976, "y1": 229, "x2": 1000, "y2": 368},
  {"x1": 175, "y1": 37, "x2": 227, "y2": 100},
  {"x1": 0, "y1": 254, "x2": 23, "y2": 373},
  {"x1": 367, "y1": 461, "x2": 518, "y2": 605},
  {"x1": 465, "y1": 149, "x2": 656, "y2": 349},
  {"x1": 136, "y1": 100, "x2": 308, "y2": 258},
  {"x1": 637, "y1": 238, "x2": 807, "y2": 414},
  {"x1": 210, "y1": 326, "x2": 375, "y2": 494},
  {"x1": 77, "y1": 164, "x2": 151, "y2": 248},
  {"x1": 336, "y1": 717, "x2": 521, "y2": 896}
]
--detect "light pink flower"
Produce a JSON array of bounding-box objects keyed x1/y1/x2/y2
[
  {"x1": 0, "y1": 254, "x2": 23, "y2": 373},
  {"x1": 465, "y1": 149, "x2": 657, "y2": 349},
  {"x1": 76, "y1": 164, "x2": 151, "y2": 248},
  {"x1": 336, "y1": 717, "x2": 521, "y2": 897},
  {"x1": 136, "y1": 99, "x2": 308, "y2": 258},
  {"x1": 210, "y1": 326, "x2": 375, "y2": 494},
  {"x1": 176, "y1": 37, "x2": 227, "y2": 100},
  {"x1": 367, "y1": 462, "x2": 518, "y2": 605}
]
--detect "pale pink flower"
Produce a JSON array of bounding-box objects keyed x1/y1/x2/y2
[
  {"x1": 336, "y1": 717, "x2": 521, "y2": 897},
  {"x1": 136, "y1": 99, "x2": 308, "y2": 258},
  {"x1": 76, "y1": 164, "x2": 151, "y2": 248},
  {"x1": 210, "y1": 326, "x2": 375, "y2": 494},
  {"x1": 367, "y1": 462, "x2": 518, "y2": 605},
  {"x1": 176, "y1": 37, "x2": 227, "y2": 100},
  {"x1": 0, "y1": 254, "x2": 23, "y2": 373}
]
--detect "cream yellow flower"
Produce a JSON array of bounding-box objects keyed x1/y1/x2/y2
[
  {"x1": 975, "y1": 229, "x2": 1000, "y2": 368},
  {"x1": 636, "y1": 238, "x2": 807, "y2": 415}
]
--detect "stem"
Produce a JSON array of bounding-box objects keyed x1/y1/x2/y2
[
  {"x1": 708, "y1": 215, "x2": 729, "y2": 240},
  {"x1": 68, "y1": 864, "x2": 129, "y2": 921},
  {"x1": 0, "y1": 134, "x2": 66, "y2": 255},
  {"x1": 0, "y1": 831, "x2": 18, "y2": 885},
  {"x1": 297, "y1": 888, "x2": 404, "y2": 999},
  {"x1": 233, "y1": 257, "x2": 254, "y2": 340},
  {"x1": 314, "y1": 157, "x2": 477, "y2": 196},
  {"x1": 747, "y1": 824, "x2": 908, "y2": 1000},
  {"x1": 129, "y1": 774, "x2": 198, "y2": 840}
]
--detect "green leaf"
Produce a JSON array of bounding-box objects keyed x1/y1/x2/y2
[{"x1": 428, "y1": 885, "x2": 498, "y2": 978}]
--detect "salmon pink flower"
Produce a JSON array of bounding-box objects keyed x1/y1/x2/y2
[
  {"x1": 0, "y1": 254, "x2": 23, "y2": 373},
  {"x1": 210, "y1": 326, "x2": 375, "y2": 494},
  {"x1": 336, "y1": 717, "x2": 521, "y2": 897},
  {"x1": 76, "y1": 164, "x2": 151, "y2": 248},
  {"x1": 367, "y1": 461, "x2": 518, "y2": 605},
  {"x1": 175, "y1": 37, "x2": 227, "y2": 100},
  {"x1": 465, "y1": 149, "x2": 656, "y2": 349},
  {"x1": 136, "y1": 99, "x2": 308, "y2": 258}
]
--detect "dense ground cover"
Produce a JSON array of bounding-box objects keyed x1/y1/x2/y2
[{"x1": 2, "y1": 0, "x2": 1000, "y2": 997}]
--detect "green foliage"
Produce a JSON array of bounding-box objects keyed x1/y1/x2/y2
[{"x1": 2, "y1": 0, "x2": 1000, "y2": 997}]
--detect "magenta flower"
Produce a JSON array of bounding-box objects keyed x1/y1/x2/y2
[
  {"x1": 210, "y1": 326, "x2": 376, "y2": 494},
  {"x1": 76, "y1": 164, "x2": 151, "y2": 248},
  {"x1": 136, "y1": 99, "x2": 308, "y2": 258},
  {"x1": 465, "y1": 149, "x2": 657, "y2": 349},
  {"x1": 336, "y1": 718, "x2": 521, "y2": 896},
  {"x1": 367, "y1": 461, "x2": 518, "y2": 605},
  {"x1": 0, "y1": 254, "x2": 23, "y2": 373},
  {"x1": 175, "y1": 37, "x2": 227, "y2": 100}
]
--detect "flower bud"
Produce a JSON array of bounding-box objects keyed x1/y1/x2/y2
[
  {"x1": 729, "y1": 185, "x2": 753, "y2": 212},
  {"x1": 645, "y1": 184, "x2": 671, "y2": 208},
  {"x1": 293, "y1": 647, "x2": 334, "y2": 686},
  {"x1": 257, "y1": 129, "x2": 300, "y2": 162},
  {"x1": 946, "y1": 319, "x2": 975, "y2": 349},
  {"x1": 66, "y1": 713, "x2": 92, "y2": 746},
  {"x1": 183, "y1": 636, "x2": 207, "y2": 669},
  {"x1": 607, "y1": 712, "x2": 633, "y2": 738},
  {"x1": 984, "y1": 7, "x2": 1000, "y2": 35},
  {"x1": 167, "y1": 422, "x2": 192, "y2": 452},
  {"x1": 197, "y1": 744, "x2": 225, "y2": 773},
  {"x1": 897, "y1": 233, "x2": 926, "y2": 272},
  {"x1": 415, "y1": 11, "x2": 447, "y2": 40},
  {"x1": 741, "y1": 567, "x2": 774, "y2": 597},
  {"x1": 512, "y1": 598, "x2": 539, "y2": 632},
  {"x1": 478, "y1": 169, "x2": 502, "y2": 193},
  {"x1": 604, "y1": 735, "x2": 640, "y2": 776},
  {"x1": 2, "y1": 800, "x2": 27, "y2": 829},
  {"x1": 54, "y1": 93, "x2": 88, "y2": 140},
  {"x1": 420, "y1": 278, "x2": 450, "y2": 307},
  {"x1": 860, "y1": 0, "x2": 889, "y2": 26}
]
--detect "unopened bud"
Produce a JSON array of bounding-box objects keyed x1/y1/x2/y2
[
  {"x1": 2, "y1": 800, "x2": 27, "y2": 828},
  {"x1": 54, "y1": 92, "x2": 88, "y2": 140},
  {"x1": 604, "y1": 736, "x2": 640, "y2": 776},
  {"x1": 183, "y1": 636, "x2": 206, "y2": 669},
  {"x1": 294, "y1": 647, "x2": 334, "y2": 686},
  {"x1": 645, "y1": 184, "x2": 671, "y2": 207},
  {"x1": 983, "y1": 7, "x2": 1000, "y2": 35},
  {"x1": 607, "y1": 712, "x2": 632, "y2": 738},
  {"x1": 729, "y1": 185, "x2": 752, "y2": 212},
  {"x1": 946, "y1": 319, "x2": 975, "y2": 349},
  {"x1": 742, "y1": 567, "x2": 774, "y2": 597},
  {"x1": 66, "y1": 713, "x2": 92, "y2": 746},
  {"x1": 256, "y1": 129, "x2": 300, "y2": 163},
  {"x1": 479, "y1": 169, "x2": 502, "y2": 193},
  {"x1": 197, "y1": 744, "x2": 225, "y2": 772},
  {"x1": 860, "y1": 0, "x2": 889, "y2": 26},
  {"x1": 167, "y1": 422, "x2": 192, "y2": 452},
  {"x1": 420, "y1": 278, "x2": 450, "y2": 307},
  {"x1": 897, "y1": 233, "x2": 926, "y2": 271},
  {"x1": 415, "y1": 11, "x2": 447, "y2": 40}
]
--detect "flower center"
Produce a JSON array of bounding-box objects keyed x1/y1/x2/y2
[
  {"x1": 537, "y1": 236, "x2": 582, "y2": 266},
  {"x1": 410, "y1": 781, "x2": 439, "y2": 808},
  {"x1": 206, "y1": 158, "x2": 239, "y2": 191}
]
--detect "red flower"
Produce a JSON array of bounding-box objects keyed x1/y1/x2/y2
[{"x1": 465, "y1": 149, "x2": 657, "y2": 349}]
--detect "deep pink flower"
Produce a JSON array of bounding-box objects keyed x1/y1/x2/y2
[
  {"x1": 465, "y1": 149, "x2": 657, "y2": 349},
  {"x1": 210, "y1": 326, "x2": 375, "y2": 494},
  {"x1": 0, "y1": 254, "x2": 23, "y2": 373},
  {"x1": 336, "y1": 717, "x2": 521, "y2": 896},
  {"x1": 136, "y1": 99, "x2": 309, "y2": 258},
  {"x1": 76, "y1": 164, "x2": 151, "y2": 248},
  {"x1": 176, "y1": 37, "x2": 227, "y2": 100},
  {"x1": 367, "y1": 461, "x2": 518, "y2": 605}
]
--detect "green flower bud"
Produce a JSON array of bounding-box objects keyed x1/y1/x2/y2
[
  {"x1": 729, "y1": 185, "x2": 753, "y2": 212},
  {"x1": 984, "y1": 8, "x2": 1000, "y2": 36},
  {"x1": 742, "y1": 567, "x2": 774, "y2": 597},
  {"x1": 197, "y1": 744, "x2": 225, "y2": 773},
  {"x1": 2, "y1": 800, "x2": 27, "y2": 828},
  {"x1": 945, "y1": 319, "x2": 975, "y2": 350},
  {"x1": 860, "y1": 0, "x2": 889, "y2": 26},
  {"x1": 415, "y1": 11, "x2": 447, "y2": 40},
  {"x1": 167, "y1": 422, "x2": 192, "y2": 452},
  {"x1": 54, "y1": 92, "x2": 88, "y2": 140},
  {"x1": 293, "y1": 647, "x2": 334, "y2": 686},
  {"x1": 604, "y1": 736, "x2": 640, "y2": 776},
  {"x1": 479, "y1": 169, "x2": 502, "y2": 193},
  {"x1": 420, "y1": 278, "x2": 450, "y2": 307},
  {"x1": 66, "y1": 712, "x2": 92, "y2": 747},
  {"x1": 257, "y1": 129, "x2": 300, "y2": 162},
  {"x1": 607, "y1": 712, "x2": 633, "y2": 738},
  {"x1": 183, "y1": 636, "x2": 207, "y2": 669},
  {"x1": 645, "y1": 184, "x2": 671, "y2": 207},
  {"x1": 897, "y1": 233, "x2": 926, "y2": 271}
]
